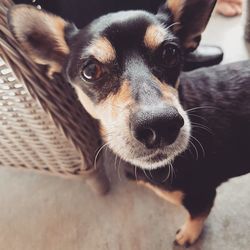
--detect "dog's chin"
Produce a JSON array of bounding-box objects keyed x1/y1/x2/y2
[
  {"x1": 128, "y1": 157, "x2": 173, "y2": 170},
  {"x1": 123, "y1": 143, "x2": 186, "y2": 170}
]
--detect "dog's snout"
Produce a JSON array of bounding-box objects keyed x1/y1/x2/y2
[{"x1": 131, "y1": 106, "x2": 184, "y2": 148}]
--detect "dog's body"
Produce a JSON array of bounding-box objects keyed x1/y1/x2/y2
[
  {"x1": 125, "y1": 60, "x2": 250, "y2": 245},
  {"x1": 7, "y1": 0, "x2": 250, "y2": 247}
]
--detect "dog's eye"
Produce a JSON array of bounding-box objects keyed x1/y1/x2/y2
[
  {"x1": 162, "y1": 44, "x2": 180, "y2": 68},
  {"x1": 81, "y1": 62, "x2": 102, "y2": 81}
]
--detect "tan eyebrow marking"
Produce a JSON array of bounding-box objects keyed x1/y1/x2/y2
[
  {"x1": 87, "y1": 37, "x2": 116, "y2": 63},
  {"x1": 144, "y1": 24, "x2": 167, "y2": 50}
]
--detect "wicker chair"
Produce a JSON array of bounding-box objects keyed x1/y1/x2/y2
[{"x1": 0, "y1": 0, "x2": 109, "y2": 194}]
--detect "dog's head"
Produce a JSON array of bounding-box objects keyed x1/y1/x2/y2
[{"x1": 8, "y1": 0, "x2": 215, "y2": 169}]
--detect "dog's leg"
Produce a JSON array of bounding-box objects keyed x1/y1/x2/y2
[
  {"x1": 137, "y1": 180, "x2": 216, "y2": 247},
  {"x1": 175, "y1": 190, "x2": 216, "y2": 247},
  {"x1": 137, "y1": 181, "x2": 184, "y2": 206}
]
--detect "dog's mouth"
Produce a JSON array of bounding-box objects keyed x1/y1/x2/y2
[
  {"x1": 104, "y1": 122, "x2": 191, "y2": 170},
  {"x1": 132, "y1": 151, "x2": 169, "y2": 168}
]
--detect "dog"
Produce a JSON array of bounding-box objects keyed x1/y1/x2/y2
[{"x1": 7, "y1": 0, "x2": 250, "y2": 247}]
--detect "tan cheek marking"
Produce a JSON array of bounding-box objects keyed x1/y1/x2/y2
[
  {"x1": 108, "y1": 80, "x2": 133, "y2": 119},
  {"x1": 144, "y1": 25, "x2": 166, "y2": 50},
  {"x1": 99, "y1": 126, "x2": 108, "y2": 139},
  {"x1": 153, "y1": 77, "x2": 178, "y2": 104},
  {"x1": 74, "y1": 85, "x2": 98, "y2": 119},
  {"x1": 75, "y1": 80, "x2": 132, "y2": 120},
  {"x1": 160, "y1": 82, "x2": 178, "y2": 97},
  {"x1": 87, "y1": 37, "x2": 116, "y2": 63},
  {"x1": 111, "y1": 81, "x2": 132, "y2": 105},
  {"x1": 94, "y1": 82, "x2": 132, "y2": 141},
  {"x1": 74, "y1": 86, "x2": 116, "y2": 140},
  {"x1": 138, "y1": 181, "x2": 184, "y2": 206}
]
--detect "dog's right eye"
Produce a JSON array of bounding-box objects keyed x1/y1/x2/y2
[
  {"x1": 161, "y1": 43, "x2": 180, "y2": 68},
  {"x1": 81, "y1": 61, "x2": 102, "y2": 81}
]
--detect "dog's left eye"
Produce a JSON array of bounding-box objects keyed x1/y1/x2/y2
[
  {"x1": 162, "y1": 43, "x2": 180, "y2": 68},
  {"x1": 81, "y1": 61, "x2": 102, "y2": 81}
]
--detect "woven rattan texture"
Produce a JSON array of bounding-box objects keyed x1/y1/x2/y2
[
  {"x1": 0, "y1": 0, "x2": 102, "y2": 176},
  {"x1": 0, "y1": 57, "x2": 83, "y2": 175}
]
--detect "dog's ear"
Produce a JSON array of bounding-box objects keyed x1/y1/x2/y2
[
  {"x1": 157, "y1": 0, "x2": 216, "y2": 51},
  {"x1": 7, "y1": 5, "x2": 78, "y2": 76}
]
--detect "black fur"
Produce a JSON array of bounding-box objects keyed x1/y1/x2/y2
[
  {"x1": 125, "y1": 60, "x2": 250, "y2": 218},
  {"x1": 14, "y1": 0, "x2": 164, "y2": 28}
]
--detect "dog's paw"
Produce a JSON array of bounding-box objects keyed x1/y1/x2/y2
[{"x1": 174, "y1": 218, "x2": 204, "y2": 247}]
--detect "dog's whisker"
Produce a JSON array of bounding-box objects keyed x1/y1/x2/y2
[
  {"x1": 135, "y1": 166, "x2": 138, "y2": 182},
  {"x1": 170, "y1": 163, "x2": 175, "y2": 184},
  {"x1": 105, "y1": 145, "x2": 109, "y2": 156},
  {"x1": 114, "y1": 153, "x2": 124, "y2": 182},
  {"x1": 186, "y1": 106, "x2": 219, "y2": 113},
  {"x1": 189, "y1": 139, "x2": 199, "y2": 160},
  {"x1": 117, "y1": 160, "x2": 123, "y2": 181},
  {"x1": 191, "y1": 122, "x2": 212, "y2": 131},
  {"x1": 114, "y1": 153, "x2": 118, "y2": 174},
  {"x1": 188, "y1": 113, "x2": 207, "y2": 121},
  {"x1": 149, "y1": 170, "x2": 154, "y2": 179},
  {"x1": 116, "y1": 157, "x2": 123, "y2": 181},
  {"x1": 190, "y1": 135, "x2": 205, "y2": 158},
  {"x1": 161, "y1": 164, "x2": 171, "y2": 183},
  {"x1": 94, "y1": 142, "x2": 109, "y2": 170},
  {"x1": 165, "y1": 22, "x2": 181, "y2": 31},
  {"x1": 187, "y1": 147, "x2": 195, "y2": 159},
  {"x1": 168, "y1": 163, "x2": 173, "y2": 184},
  {"x1": 191, "y1": 123, "x2": 214, "y2": 135},
  {"x1": 106, "y1": 142, "x2": 124, "y2": 181},
  {"x1": 192, "y1": 125, "x2": 214, "y2": 135},
  {"x1": 192, "y1": 123, "x2": 211, "y2": 130},
  {"x1": 143, "y1": 169, "x2": 152, "y2": 182}
]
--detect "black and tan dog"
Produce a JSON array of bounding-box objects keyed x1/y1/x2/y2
[{"x1": 8, "y1": 0, "x2": 250, "y2": 247}]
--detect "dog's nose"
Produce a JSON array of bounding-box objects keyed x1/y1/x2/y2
[{"x1": 131, "y1": 106, "x2": 184, "y2": 148}]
